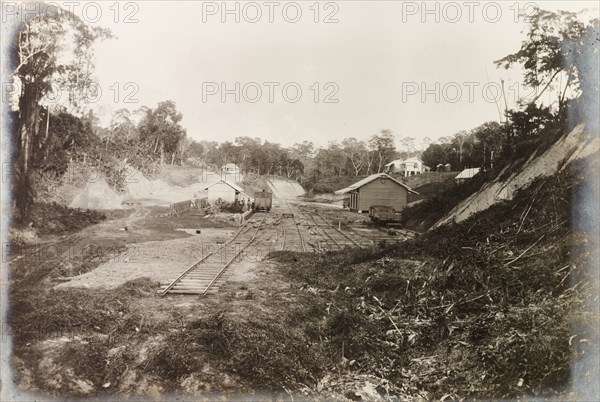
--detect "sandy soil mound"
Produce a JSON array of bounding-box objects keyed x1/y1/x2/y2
[
  {"x1": 435, "y1": 124, "x2": 599, "y2": 227},
  {"x1": 158, "y1": 165, "x2": 204, "y2": 187},
  {"x1": 124, "y1": 165, "x2": 216, "y2": 205},
  {"x1": 267, "y1": 178, "x2": 305, "y2": 198},
  {"x1": 69, "y1": 177, "x2": 124, "y2": 210}
]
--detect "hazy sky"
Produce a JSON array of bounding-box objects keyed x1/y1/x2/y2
[{"x1": 81, "y1": 1, "x2": 598, "y2": 148}]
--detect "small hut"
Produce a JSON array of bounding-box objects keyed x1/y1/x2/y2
[{"x1": 204, "y1": 180, "x2": 249, "y2": 204}]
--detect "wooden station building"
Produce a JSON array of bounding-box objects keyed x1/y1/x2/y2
[{"x1": 335, "y1": 173, "x2": 418, "y2": 213}]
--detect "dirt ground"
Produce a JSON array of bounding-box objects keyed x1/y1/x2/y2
[
  {"x1": 8, "y1": 193, "x2": 415, "y2": 398},
  {"x1": 6, "y1": 197, "x2": 297, "y2": 397},
  {"x1": 13, "y1": 175, "x2": 592, "y2": 401},
  {"x1": 55, "y1": 228, "x2": 237, "y2": 289},
  {"x1": 49, "y1": 197, "x2": 399, "y2": 290}
]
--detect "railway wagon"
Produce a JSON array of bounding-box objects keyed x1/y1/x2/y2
[
  {"x1": 369, "y1": 205, "x2": 402, "y2": 222},
  {"x1": 253, "y1": 190, "x2": 272, "y2": 212}
]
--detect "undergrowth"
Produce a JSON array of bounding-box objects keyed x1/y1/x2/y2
[
  {"x1": 271, "y1": 156, "x2": 598, "y2": 398},
  {"x1": 7, "y1": 156, "x2": 598, "y2": 399},
  {"x1": 400, "y1": 170, "x2": 490, "y2": 231},
  {"x1": 12, "y1": 202, "x2": 106, "y2": 236}
]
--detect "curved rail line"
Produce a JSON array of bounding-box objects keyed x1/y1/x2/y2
[{"x1": 161, "y1": 214, "x2": 267, "y2": 296}]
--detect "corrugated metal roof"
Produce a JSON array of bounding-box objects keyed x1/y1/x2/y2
[
  {"x1": 455, "y1": 167, "x2": 481, "y2": 179},
  {"x1": 335, "y1": 173, "x2": 418, "y2": 195}
]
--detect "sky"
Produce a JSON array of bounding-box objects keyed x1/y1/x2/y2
[{"x1": 66, "y1": 1, "x2": 599, "y2": 148}]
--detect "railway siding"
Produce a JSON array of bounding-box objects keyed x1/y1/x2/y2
[{"x1": 161, "y1": 199, "x2": 417, "y2": 296}]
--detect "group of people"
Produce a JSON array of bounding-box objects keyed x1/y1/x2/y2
[{"x1": 238, "y1": 197, "x2": 255, "y2": 212}]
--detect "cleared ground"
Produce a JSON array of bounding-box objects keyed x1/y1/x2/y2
[
  {"x1": 7, "y1": 156, "x2": 597, "y2": 399},
  {"x1": 8, "y1": 192, "x2": 419, "y2": 398},
  {"x1": 54, "y1": 197, "x2": 412, "y2": 291}
]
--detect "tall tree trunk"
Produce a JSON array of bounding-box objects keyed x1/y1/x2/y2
[
  {"x1": 483, "y1": 144, "x2": 486, "y2": 169},
  {"x1": 45, "y1": 107, "x2": 50, "y2": 140},
  {"x1": 15, "y1": 81, "x2": 42, "y2": 220},
  {"x1": 18, "y1": 84, "x2": 41, "y2": 175}
]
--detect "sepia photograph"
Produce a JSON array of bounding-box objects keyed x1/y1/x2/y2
[{"x1": 0, "y1": 1, "x2": 599, "y2": 400}]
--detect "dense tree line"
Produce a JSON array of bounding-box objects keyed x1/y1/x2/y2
[{"x1": 421, "y1": 122, "x2": 505, "y2": 171}]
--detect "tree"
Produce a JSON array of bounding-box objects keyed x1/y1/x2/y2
[
  {"x1": 421, "y1": 136, "x2": 434, "y2": 151},
  {"x1": 341, "y1": 137, "x2": 368, "y2": 176},
  {"x1": 328, "y1": 142, "x2": 348, "y2": 176},
  {"x1": 290, "y1": 141, "x2": 315, "y2": 183},
  {"x1": 291, "y1": 141, "x2": 315, "y2": 160},
  {"x1": 32, "y1": 111, "x2": 96, "y2": 175},
  {"x1": 187, "y1": 141, "x2": 205, "y2": 159},
  {"x1": 312, "y1": 143, "x2": 345, "y2": 178},
  {"x1": 288, "y1": 159, "x2": 304, "y2": 180},
  {"x1": 422, "y1": 143, "x2": 448, "y2": 169},
  {"x1": 199, "y1": 140, "x2": 219, "y2": 166},
  {"x1": 451, "y1": 130, "x2": 469, "y2": 166},
  {"x1": 10, "y1": 9, "x2": 111, "y2": 220},
  {"x1": 497, "y1": 10, "x2": 582, "y2": 106},
  {"x1": 137, "y1": 101, "x2": 187, "y2": 165},
  {"x1": 496, "y1": 9, "x2": 598, "y2": 129},
  {"x1": 398, "y1": 136, "x2": 417, "y2": 156},
  {"x1": 368, "y1": 130, "x2": 396, "y2": 173},
  {"x1": 109, "y1": 108, "x2": 137, "y2": 146},
  {"x1": 471, "y1": 121, "x2": 506, "y2": 169}
]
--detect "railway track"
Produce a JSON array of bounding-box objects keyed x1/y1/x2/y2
[
  {"x1": 161, "y1": 198, "x2": 418, "y2": 296},
  {"x1": 281, "y1": 200, "x2": 306, "y2": 252},
  {"x1": 296, "y1": 204, "x2": 416, "y2": 248},
  {"x1": 304, "y1": 211, "x2": 364, "y2": 250},
  {"x1": 160, "y1": 214, "x2": 267, "y2": 295}
]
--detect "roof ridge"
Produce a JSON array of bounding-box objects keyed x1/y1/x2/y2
[{"x1": 335, "y1": 172, "x2": 417, "y2": 195}]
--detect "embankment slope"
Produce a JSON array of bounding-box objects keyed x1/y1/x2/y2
[{"x1": 435, "y1": 124, "x2": 599, "y2": 228}]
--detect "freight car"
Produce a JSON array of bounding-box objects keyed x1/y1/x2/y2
[
  {"x1": 369, "y1": 205, "x2": 402, "y2": 223},
  {"x1": 253, "y1": 190, "x2": 273, "y2": 212}
]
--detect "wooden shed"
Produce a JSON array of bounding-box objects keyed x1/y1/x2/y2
[
  {"x1": 204, "y1": 180, "x2": 249, "y2": 204},
  {"x1": 455, "y1": 167, "x2": 480, "y2": 183},
  {"x1": 335, "y1": 173, "x2": 418, "y2": 213}
]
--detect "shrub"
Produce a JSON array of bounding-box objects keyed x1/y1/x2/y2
[{"x1": 311, "y1": 183, "x2": 334, "y2": 194}]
